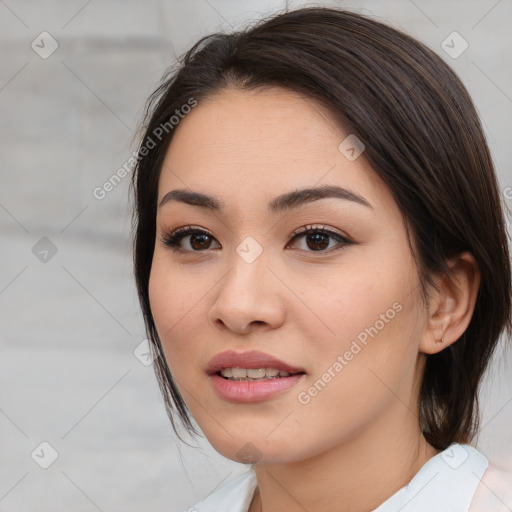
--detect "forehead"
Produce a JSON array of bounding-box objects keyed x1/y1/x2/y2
[
  {"x1": 157, "y1": 86, "x2": 396, "y2": 217},
  {"x1": 163, "y1": 86, "x2": 342, "y2": 174}
]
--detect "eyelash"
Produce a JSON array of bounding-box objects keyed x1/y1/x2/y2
[{"x1": 160, "y1": 224, "x2": 353, "y2": 254}]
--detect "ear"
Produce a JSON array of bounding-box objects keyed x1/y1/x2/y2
[{"x1": 420, "y1": 252, "x2": 481, "y2": 355}]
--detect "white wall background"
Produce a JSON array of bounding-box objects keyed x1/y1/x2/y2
[{"x1": 1, "y1": 1, "x2": 511, "y2": 511}]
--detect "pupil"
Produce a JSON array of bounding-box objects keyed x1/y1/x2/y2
[{"x1": 307, "y1": 233, "x2": 328, "y2": 250}]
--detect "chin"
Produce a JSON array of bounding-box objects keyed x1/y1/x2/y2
[{"x1": 206, "y1": 432, "x2": 304, "y2": 465}]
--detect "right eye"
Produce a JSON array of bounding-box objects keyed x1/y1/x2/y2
[{"x1": 161, "y1": 226, "x2": 221, "y2": 252}]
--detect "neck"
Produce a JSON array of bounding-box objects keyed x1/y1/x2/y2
[{"x1": 249, "y1": 405, "x2": 439, "y2": 512}]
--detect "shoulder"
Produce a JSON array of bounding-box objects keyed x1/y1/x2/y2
[
  {"x1": 184, "y1": 469, "x2": 257, "y2": 512},
  {"x1": 469, "y1": 464, "x2": 512, "y2": 512},
  {"x1": 375, "y1": 444, "x2": 493, "y2": 512}
]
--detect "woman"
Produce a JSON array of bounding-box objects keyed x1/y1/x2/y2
[{"x1": 131, "y1": 6, "x2": 512, "y2": 511}]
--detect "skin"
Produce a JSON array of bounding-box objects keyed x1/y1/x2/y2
[
  {"x1": 470, "y1": 465, "x2": 512, "y2": 511},
  {"x1": 148, "y1": 86, "x2": 481, "y2": 511}
]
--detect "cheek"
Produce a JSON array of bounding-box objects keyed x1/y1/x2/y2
[
  {"x1": 147, "y1": 253, "x2": 203, "y2": 368},
  {"x1": 302, "y1": 250, "x2": 424, "y2": 401},
  {"x1": 311, "y1": 253, "x2": 418, "y2": 352},
  {"x1": 287, "y1": 278, "x2": 423, "y2": 452}
]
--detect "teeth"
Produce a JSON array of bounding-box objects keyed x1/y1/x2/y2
[
  {"x1": 222, "y1": 368, "x2": 233, "y2": 378},
  {"x1": 247, "y1": 368, "x2": 265, "y2": 378},
  {"x1": 232, "y1": 367, "x2": 248, "y2": 378},
  {"x1": 219, "y1": 367, "x2": 298, "y2": 380}
]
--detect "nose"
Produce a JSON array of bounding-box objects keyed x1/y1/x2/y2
[{"x1": 207, "y1": 250, "x2": 286, "y2": 335}]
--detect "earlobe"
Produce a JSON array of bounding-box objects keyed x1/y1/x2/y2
[{"x1": 420, "y1": 252, "x2": 481, "y2": 355}]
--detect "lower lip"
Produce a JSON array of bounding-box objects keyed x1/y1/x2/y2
[{"x1": 210, "y1": 373, "x2": 306, "y2": 402}]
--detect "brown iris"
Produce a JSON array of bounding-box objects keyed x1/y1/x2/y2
[
  {"x1": 305, "y1": 232, "x2": 329, "y2": 251},
  {"x1": 190, "y1": 233, "x2": 213, "y2": 250}
]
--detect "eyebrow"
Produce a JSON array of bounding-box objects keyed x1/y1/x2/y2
[{"x1": 158, "y1": 185, "x2": 372, "y2": 213}]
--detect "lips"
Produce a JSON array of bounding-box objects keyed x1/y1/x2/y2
[
  {"x1": 206, "y1": 350, "x2": 306, "y2": 376},
  {"x1": 207, "y1": 350, "x2": 307, "y2": 403}
]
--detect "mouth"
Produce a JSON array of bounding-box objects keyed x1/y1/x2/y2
[
  {"x1": 206, "y1": 349, "x2": 306, "y2": 376},
  {"x1": 206, "y1": 350, "x2": 307, "y2": 402},
  {"x1": 216, "y1": 367, "x2": 306, "y2": 381}
]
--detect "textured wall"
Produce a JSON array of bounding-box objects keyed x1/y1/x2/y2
[{"x1": 1, "y1": 1, "x2": 511, "y2": 510}]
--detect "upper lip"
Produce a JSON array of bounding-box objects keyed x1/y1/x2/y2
[{"x1": 206, "y1": 350, "x2": 306, "y2": 375}]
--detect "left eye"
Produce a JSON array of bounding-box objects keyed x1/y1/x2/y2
[
  {"x1": 161, "y1": 225, "x2": 352, "y2": 253},
  {"x1": 287, "y1": 226, "x2": 352, "y2": 252}
]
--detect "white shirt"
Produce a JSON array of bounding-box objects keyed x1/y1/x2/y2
[{"x1": 184, "y1": 443, "x2": 510, "y2": 511}]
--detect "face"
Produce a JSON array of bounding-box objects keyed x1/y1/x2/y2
[{"x1": 148, "y1": 86, "x2": 428, "y2": 464}]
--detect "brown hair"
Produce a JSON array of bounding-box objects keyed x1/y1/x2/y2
[{"x1": 130, "y1": 6, "x2": 511, "y2": 449}]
